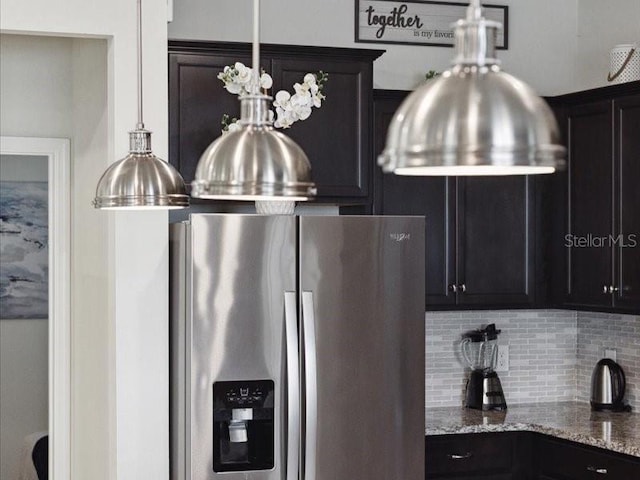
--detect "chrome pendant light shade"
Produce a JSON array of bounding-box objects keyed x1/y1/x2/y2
[
  {"x1": 191, "y1": 0, "x2": 316, "y2": 202},
  {"x1": 379, "y1": 1, "x2": 566, "y2": 176},
  {"x1": 93, "y1": 129, "x2": 189, "y2": 209},
  {"x1": 192, "y1": 95, "x2": 316, "y2": 201},
  {"x1": 93, "y1": 0, "x2": 189, "y2": 209}
]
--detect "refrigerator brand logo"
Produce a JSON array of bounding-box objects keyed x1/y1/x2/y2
[{"x1": 390, "y1": 233, "x2": 411, "y2": 242}]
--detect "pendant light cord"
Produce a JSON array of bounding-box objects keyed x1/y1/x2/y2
[
  {"x1": 137, "y1": 0, "x2": 144, "y2": 129},
  {"x1": 467, "y1": 0, "x2": 482, "y2": 20},
  {"x1": 251, "y1": 0, "x2": 260, "y2": 95}
]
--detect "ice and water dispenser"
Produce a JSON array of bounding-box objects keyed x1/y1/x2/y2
[{"x1": 212, "y1": 380, "x2": 275, "y2": 472}]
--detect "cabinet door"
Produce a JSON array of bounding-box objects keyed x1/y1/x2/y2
[
  {"x1": 373, "y1": 93, "x2": 456, "y2": 307},
  {"x1": 456, "y1": 177, "x2": 535, "y2": 306},
  {"x1": 271, "y1": 58, "x2": 371, "y2": 201},
  {"x1": 536, "y1": 435, "x2": 640, "y2": 479},
  {"x1": 168, "y1": 53, "x2": 267, "y2": 186},
  {"x1": 615, "y1": 94, "x2": 640, "y2": 311},
  {"x1": 380, "y1": 175, "x2": 456, "y2": 307},
  {"x1": 425, "y1": 433, "x2": 515, "y2": 479},
  {"x1": 565, "y1": 101, "x2": 614, "y2": 307}
]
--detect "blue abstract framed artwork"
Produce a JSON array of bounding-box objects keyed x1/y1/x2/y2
[{"x1": 0, "y1": 155, "x2": 48, "y2": 319}]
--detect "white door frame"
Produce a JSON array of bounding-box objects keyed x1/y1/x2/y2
[{"x1": 1, "y1": 136, "x2": 71, "y2": 480}]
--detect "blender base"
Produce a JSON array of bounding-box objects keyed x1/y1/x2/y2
[{"x1": 465, "y1": 370, "x2": 507, "y2": 411}]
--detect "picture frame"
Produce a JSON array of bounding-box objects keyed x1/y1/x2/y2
[
  {"x1": 0, "y1": 155, "x2": 49, "y2": 319},
  {"x1": 355, "y1": 0, "x2": 509, "y2": 50}
]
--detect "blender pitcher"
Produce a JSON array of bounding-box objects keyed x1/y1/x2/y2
[
  {"x1": 461, "y1": 324, "x2": 507, "y2": 411},
  {"x1": 461, "y1": 329, "x2": 499, "y2": 372}
]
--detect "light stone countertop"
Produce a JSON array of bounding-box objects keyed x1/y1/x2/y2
[{"x1": 425, "y1": 401, "x2": 640, "y2": 458}]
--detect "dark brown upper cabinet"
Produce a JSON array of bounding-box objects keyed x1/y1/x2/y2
[
  {"x1": 168, "y1": 41, "x2": 383, "y2": 204},
  {"x1": 373, "y1": 90, "x2": 535, "y2": 309},
  {"x1": 616, "y1": 94, "x2": 640, "y2": 309},
  {"x1": 565, "y1": 100, "x2": 614, "y2": 308},
  {"x1": 549, "y1": 81, "x2": 640, "y2": 314}
]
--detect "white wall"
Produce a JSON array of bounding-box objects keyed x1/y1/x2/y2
[
  {"x1": 576, "y1": 0, "x2": 640, "y2": 91},
  {"x1": 69, "y1": 38, "x2": 110, "y2": 480},
  {"x1": 0, "y1": 320, "x2": 49, "y2": 480},
  {"x1": 0, "y1": 33, "x2": 111, "y2": 480},
  {"x1": 0, "y1": 35, "x2": 74, "y2": 137},
  {"x1": 0, "y1": 35, "x2": 73, "y2": 480},
  {"x1": 1, "y1": 0, "x2": 171, "y2": 478},
  {"x1": 168, "y1": 0, "x2": 579, "y2": 95}
]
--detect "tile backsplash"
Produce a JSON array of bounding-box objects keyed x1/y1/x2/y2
[
  {"x1": 425, "y1": 310, "x2": 577, "y2": 407},
  {"x1": 577, "y1": 311, "x2": 640, "y2": 407},
  {"x1": 425, "y1": 309, "x2": 640, "y2": 408}
]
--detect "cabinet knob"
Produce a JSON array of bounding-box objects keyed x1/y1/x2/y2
[
  {"x1": 449, "y1": 284, "x2": 458, "y2": 293},
  {"x1": 586, "y1": 465, "x2": 608, "y2": 475},
  {"x1": 447, "y1": 452, "x2": 473, "y2": 460},
  {"x1": 459, "y1": 283, "x2": 467, "y2": 293},
  {"x1": 611, "y1": 286, "x2": 619, "y2": 293}
]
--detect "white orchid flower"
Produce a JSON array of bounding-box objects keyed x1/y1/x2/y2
[
  {"x1": 236, "y1": 65, "x2": 252, "y2": 85},
  {"x1": 291, "y1": 91, "x2": 312, "y2": 108},
  {"x1": 275, "y1": 106, "x2": 294, "y2": 128},
  {"x1": 225, "y1": 83, "x2": 243, "y2": 95},
  {"x1": 227, "y1": 121, "x2": 242, "y2": 132},
  {"x1": 294, "y1": 82, "x2": 310, "y2": 95},
  {"x1": 294, "y1": 104, "x2": 312, "y2": 120},
  {"x1": 220, "y1": 64, "x2": 326, "y2": 130},
  {"x1": 274, "y1": 90, "x2": 291, "y2": 108},
  {"x1": 260, "y1": 73, "x2": 273, "y2": 90}
]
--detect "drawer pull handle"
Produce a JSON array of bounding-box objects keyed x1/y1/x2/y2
[
  {"x1": 587, "y1": 465, "x2": 608, "y2": 475},
  {"x1": 447, "y1": 452, "x2": 473, "y2": 460}
]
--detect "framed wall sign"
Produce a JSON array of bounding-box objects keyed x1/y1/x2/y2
[{"x1": 355, "y1": 0, "x2": 509, "y2": 49}]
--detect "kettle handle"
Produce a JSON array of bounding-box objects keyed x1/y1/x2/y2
[{"x1": 613, "y1": 362, "x2": 626, "y2": 404}]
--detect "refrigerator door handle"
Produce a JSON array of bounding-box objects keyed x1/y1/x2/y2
[
  {"x1": 301, "y1": 291, "x2": 318, "y2": 480},
  {"x1": 284, "y1": 292, "x2": 301, "y2": 480}
]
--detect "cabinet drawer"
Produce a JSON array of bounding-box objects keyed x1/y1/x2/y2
[
  {"x1": 426, "y1": 433, "x2": 513, "y2": 477},
  {"x1": 537, "y1": 436, "x2": 640, "y2": 479}
]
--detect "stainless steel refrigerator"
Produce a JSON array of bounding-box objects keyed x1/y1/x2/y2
[{"x1": 170, "y1": 214, "x2": 425, "y2": 480}]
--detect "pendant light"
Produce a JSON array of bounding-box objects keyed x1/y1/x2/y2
[
  {"x1": 191, "y1": 0, "x2": 317, "y2": 203},
  {"x1": 379, "y1": 0, "x2": 566, "y2": 176},
  {"x1": 93, "y1": 0, "x2": 189, "y2": 209}
]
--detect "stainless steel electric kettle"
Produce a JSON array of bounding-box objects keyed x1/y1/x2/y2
[{"x1": 590, "y1": 359, "x2": 631, "y2": 412}]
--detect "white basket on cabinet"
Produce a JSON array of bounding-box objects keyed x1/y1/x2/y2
[{"x1": 608, "y1": 43, "x2": 640, "y2": 84}]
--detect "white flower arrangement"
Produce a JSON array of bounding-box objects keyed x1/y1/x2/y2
[{"x1": 218, "y1": 62, "x2": 328, "y2": 133}]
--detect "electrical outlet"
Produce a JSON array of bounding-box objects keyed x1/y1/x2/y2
[
  {"x1": 605, "y1": 348, "x2": 617, "y2": 361},
  {"x1": 496, "y1": 345, "x2": 509, "y2": 372}
]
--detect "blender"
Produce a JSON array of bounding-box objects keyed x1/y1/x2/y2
[{"x1": 461, "y1": 324, "x2": 507, "y2": 411}]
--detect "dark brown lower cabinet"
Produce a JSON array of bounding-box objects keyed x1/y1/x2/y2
[
  {"x1": 425, "y1": 432, "x2": 640, "y2": 479},
  {"x1": 425, "y1": 432, "x2": 533, "y2": 479},
  {"x1": 536, "y1": 435, "x2": 640, "y2": 479}
]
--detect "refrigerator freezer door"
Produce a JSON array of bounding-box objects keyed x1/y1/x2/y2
[
  {"x1": 188, "y1": 214, "x2": 296, "y2": 480},
  {"x1": 299, "y1": 216, "x2": 425, "y2": 480}
]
